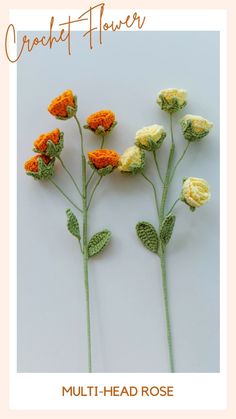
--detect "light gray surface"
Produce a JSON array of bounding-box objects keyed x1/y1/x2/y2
[{"x1": 17, "y1": 31, "x2": 220, "y2": 372}]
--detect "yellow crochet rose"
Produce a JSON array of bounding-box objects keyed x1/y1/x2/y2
[
  {"x1": 157, "y1": 88, "x2": 187, "y2": 113},
  {"x1": 180, "y1": 114, "x2": 213, "y2": 141},
  {"x1": 118, "y1": 145, "x2": 145, "y2": 174},
  {"x1": 135, "y1": 124, "x2": 166, "y2": 151},
  {"x1": 181, "y1": 177, "x2": 210, "y2": 210}
]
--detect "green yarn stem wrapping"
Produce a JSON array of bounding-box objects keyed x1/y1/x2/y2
[
  {"x1": 159, "y1": 243, "x2": 175, "y2": 372},
  {"x1": 75, "y1": 115, "x2": 92, "y2": 373},
  {"x1": 157, "y1": 114, "x2": 175, "y2": 372}
]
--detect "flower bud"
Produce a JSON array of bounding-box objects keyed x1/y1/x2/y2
[
  {"x1": 135, "y1": 124, "x2": 166, "y2": 151},
  {"x1": 33, "y1": 129, "x2": 64, "y2": 157},
  {"x1": 88, "y1": 149, "x2": 120, "y2": 176},
  {"x1": 181, "y1": 177, "x2": 211, "y2": 210},
  {"x1": 157, "y1": 88, "x2": 187, "y2": 113},
  {"x1": 180, "y1": 114, "x2": 213, "y2": 141},
  {"x1": 48, "y1": 90, "x2": 77, "y2": 120},
  {"x1": 118, "y1": 145, "x2": 145, "y2": 174},
  {"x1": 24, "y1": 154, "x2": 55, "y2": 180},
  {"x1": 84, "y1": 110, "x2": 117, "y2": 136}
]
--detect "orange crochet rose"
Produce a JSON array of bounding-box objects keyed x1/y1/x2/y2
[
  {"x1": 88, "y1": 149, "x2": 120, "y2": 169},
  {"x1": 48, "y1": 90, "x2": 77, "y2": 119},
  {"x1": 24, "y1": 154, "x2": 55, "y2": 180},
  {"x1": 34, "y1": 129, "x2": 60, "y2": 152},
  {"x1": 86, "y1": 110, "x2": 116, "y2": 132},
  {"x1": 24, "y1": 154, "x2": 51, "y2": 172}
]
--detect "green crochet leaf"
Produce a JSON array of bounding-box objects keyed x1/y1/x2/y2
[
  {"x1": 66, "y1": 209, "x2": 80, "y2": 240},
  {"x1": 88, "y1": 230, "x2": 111, "y2": 257},
  {"x1": 136, "y1": 222, "x2": 159, "y2": 253},
  {"x1": 160, "y1": 213, "x2": 176, "y2": 245}
]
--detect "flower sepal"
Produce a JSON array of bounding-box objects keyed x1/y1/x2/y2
[
  {"x1": 55, "y1": 95, "x2": 78, "y2": 120},
  {"x1": 88, "y1": 161, "x2": 115, "y2": 176},
  {"x1": 25, "y1": 155, "x2": 55, "y2": 180},
  {"x1": 157, "y1": 88, "x2": 187, "y2": 114},
  {"x1": 84, "y1": 121, "x2": 117, "y2": 136},
  {"x1": 136, "y1": 132, "x2": 166, "y2": 151},
  {"x1": 180, "y1": 115, "x2": 213, "y2": 141},
  {"x1": 33, "y1": 131, "x2": 64, "y2": 157}
]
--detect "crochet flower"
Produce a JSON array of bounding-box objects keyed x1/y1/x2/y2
[
  {"x1": 33, "y1": 129, "x2": 64, "y2": 157},
  {"x1": 180, "y1": 114, "x2": 213, "y2": 141},
  {"x1": 88, "y1": 149, "x2": 120, "y2": 176},
  {"x1": 181, "y1": 177, "x2": 211, "y2": 211},
  {"x1": 48, "y1": 90, "x2": 77, "y2": 120},
  {"x1": 84, "y1": 110, "x2": 117, "y2": 136},
  {"x1": 135, "y1": 124, "x2": 166, "y2": 151},
  {"x1": 24, "y1": 154, "x2": 55, "y2": 180},
  {"x1": 157, "y1": 88, "x2": 187, "y2": 114},
  {"x1": 118, "y1": 145, "x2": 145, "y2": 174}
]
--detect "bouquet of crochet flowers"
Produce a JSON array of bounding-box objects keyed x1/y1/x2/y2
[
  {"x1": 24, "y1": 90, "x2": 119, "y2": 372},
  {"x1": 118, "y1": 88, "x2": 213, "y2": 372}
]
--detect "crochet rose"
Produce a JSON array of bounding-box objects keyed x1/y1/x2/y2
[
  {"x1": 88, "y1": 149, "x2": 120, "y2": 176},
  {"x1": 180, "y1": 114, "x2": 213, "y2": 141},
  {"x1": 84, "y1": 110, "x2": 117, "y2": 136},
  {"x1": 135, "y1": 124, "x2": 166, "y2": 151},
  {"x1": 24, "y1": 154, "x2": 55, "y2": 180},
  {"x1": 118, "y1": 145, "x2": 145, "y2": 174},
  {"x1": 33, "y1": 129, "x2": 64, "y2": 157},
  {"x1": 48, "y1": 90, "x2": 77, "y2": 119},
  {"x1": 181, "y1": 177, "x2": 211, "y2": 210},
  {"x1": 157, "y1": 88, "x2": 187, "y2": 113}
]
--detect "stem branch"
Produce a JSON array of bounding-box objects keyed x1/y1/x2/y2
[
  {"x1": 141, "y1": 172, "x2": 159, "y2": 217},
  {"x1": 153, "y1": 151, "x2": 163, "y2": 184},
  {"x1": 49, "y1": 179, "x2": 82, "y2": 213},
  {"x1": 167, "y1": 198, "x2": 180, "y2": 215},
  {"x1": 58, "y1": 156, "x2": 83, "y2": 198},
  {"x1": 87, "y1": 176, "x2": 103, "y2": 210},
  {"x1": 170, "y1": 142, "x2": 190, "y2": 183}
]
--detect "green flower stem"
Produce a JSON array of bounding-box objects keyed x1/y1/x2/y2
[
  {"x1": 74, "y1": 115, "x2": 92, "y2": 373},
  {"x1": 167, "y1": 198, "x2": 180, "y2": 215},
  {"x1": 100, "y1": 135, "x2": 105, "y2": 149},
  {"x1": 86, "y1": 170, "x2": 95, "y2": 187},
  {"x1": 159, "y1": 243, "x2": 175, "y2": 373},
  {"x1": 158, "y1": 114, "x2": 176, "y2": 373},
  {"x1": 49, "y1": 179, "x2": 82, "y2": 213},
  {"x1": 159, "y1": 142, "x2": 175, "y2": 224},
  {"x1": 86, "y1": 136, "x2": 105, "y2": 187},
  {"x1": 78, "y1": 238, "x2": 83, "y2": 254},
  {"x1": 153, "y1": 151, "x2": 164, "y2": 184},
  {"x1": 141, "y1": 172, "x2": 159, "y2": 217},
  {"x1": 58, "y1": 156, "x2": 83, "y2": 198},
  {"x1": 170, "y1": 142, "x2": 190, "y2": 183},
  {"x1": 87, "y1": 176, "x2": 103, "y2": 210},
  {"x1": 170, "y1": 113, "x2": 174, "y2": 145}
]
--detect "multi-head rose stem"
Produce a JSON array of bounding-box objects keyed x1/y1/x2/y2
[{"x1": 74, "y1": 114, "x2": 92, "y2": 373}]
